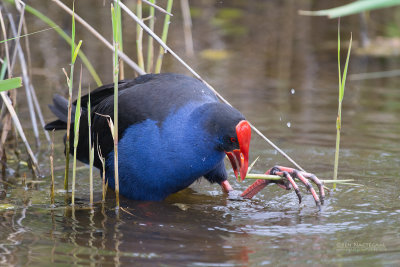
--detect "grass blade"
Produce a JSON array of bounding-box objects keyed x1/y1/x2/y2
[
  {"x1": 341, "y1": 33, "x2": 352, "y2": 102},
  {"x1": 0, "y1": 77, "x2": 22, "y2": 91},
  {"x1": 72, "y1": 40, "x2": 83, "y2": 65},
  {"x1": 299, "y1": 0, "x2": 400, "y2": 18},
  {"x1": 0, "y1": 26, "x2": 57, "y2": 44},
  {"x1": 247, "y1": 156, "x2": 259, "y2": 175},
  {"x1": 333, "y1": 20, "x2": 352, "y2": 189},
  {"x1": 64, "y1": 4, "x2": 77, "y2": 194}
]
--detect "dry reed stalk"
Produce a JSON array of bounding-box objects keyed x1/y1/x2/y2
[
  {"x1": 0, "y1": 9, "x2": 13, "y2": 166},
  {"x1": 0, "y1": 9, "x2": 39, "y2": 175},
  {"x1": 180, "y1": 0, "x2": 194, "y2": 56},
  {"x1": 9, "y1": 6, "x2": 24, "y2": 71},
  {"x1": 143, "y1": 0, "x2": 173, "y2": 16},
  {"x1": 154, "y1": 0, "x2": 173, "y2": 73},
  {"x1": 8, "y1": 6, "x2": 51, "y2": 143},
  {"x1": 97, "y1": 143, "x2": 107, "y2": 202},
  {"x1": 0, "y1": 92, "x2": 40, "y2": 176},
  {"x1": 8, "y1": 12, "x2": 41, "y2": 146},
  {"x1": 0, "y1": 9, "x2": 11, "y2": 78}
]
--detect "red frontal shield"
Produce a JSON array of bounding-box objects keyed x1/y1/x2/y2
[{"x1": 226, "y1": 120, "x2": 251, "y2": 181}]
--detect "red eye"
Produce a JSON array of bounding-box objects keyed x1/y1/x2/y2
[{"x1": 230, "y1": 137, "x2": 237, "y2": 143}]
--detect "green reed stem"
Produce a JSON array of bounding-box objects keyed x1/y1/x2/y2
[
  {"x1": 146, "y1": 0, "x2": 155, "y2": 73},
  {"x1": 50, "y1": 130, "x2": 55, "y2": 206},
  {"x1": 136, "y1": 0, "x2": 145, "y2": 70},
  {"x1": 333, "y1": 19, "x2": 352, "y2": 189},
  {"x1": 245, "y1": 173, "x2": 353, "y2": 185},
  {"x1": 245, "y1": 174, "x2": 283, "y2": 180},
  {"x1": 116, "y1": 2, "x2": 124, "y2": 80},
  {"x1": 71, "y1": 66, "x2": 83, "y2": 206},
  {"x1": 88, "y1": 90, "x2": 94, "y2": 206},
  {"x1": 112, "y1": 3, "x2": 120, "y2": 210},
  {"x1": 154, "y1": 0, "x2": 173, "y2": 73}
]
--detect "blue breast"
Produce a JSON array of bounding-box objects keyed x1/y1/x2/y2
[{"x1": 105, "y1": 102, "x2": 226, "y2": 200}]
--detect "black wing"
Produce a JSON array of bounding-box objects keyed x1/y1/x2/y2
[{"x1": 65, "y1": 73, "x2": 218, "y2": 168}]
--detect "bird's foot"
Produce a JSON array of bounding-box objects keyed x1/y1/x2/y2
[{"x1": 240, "y1": 166, "x2": 325, "y2": 210}]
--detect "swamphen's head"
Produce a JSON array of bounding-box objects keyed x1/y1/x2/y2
[{"x1": 200, "y1": 103, "x2": 251, "y2": 182}]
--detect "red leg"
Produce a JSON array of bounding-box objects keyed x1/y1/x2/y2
[
  {"x1": 240, "y1": 167, "x2": 289, "y2": 199},
  {"x1": 241, "y1": 179, "x2": 271, "y2": 199},
  {"x1": 221, "y1": 180, "x2": 233, "y2": 193}
]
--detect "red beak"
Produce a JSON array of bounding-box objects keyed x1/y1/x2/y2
[{"x1": 226, "y1": 120, "x2": 251, "y2": 181}]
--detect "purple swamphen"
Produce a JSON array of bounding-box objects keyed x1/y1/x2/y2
[{"x1": 45, "y1": 73, "x2": 324, "y2": 207}]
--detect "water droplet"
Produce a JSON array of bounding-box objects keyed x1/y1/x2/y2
[
  {"x1": 279, "y1": 117, "x2": 282, "y2": 121},
  {"x1": 291, "y1": 88, "x2": 295, "y2": 94},
  {"x1": 287, "y1": 122, "x2": 291, "y2": 128}
]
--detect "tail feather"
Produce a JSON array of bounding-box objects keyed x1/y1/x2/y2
[
  {"x1": 45, "y1": 94, "x2": 75, "y2": 131},
  {"x1": 44, "y1": 119, "x2": 67, "y2": 130}
]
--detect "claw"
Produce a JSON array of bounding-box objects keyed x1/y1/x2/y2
[
  {"x1": 302, "y1": 172, "x2": 325, "y2": 205},
  {"x1": 240, "y1": 165, "x2": 325, "y2": 210},
  {"x1": 277, "y1": 171, "x2": 302, "y2": 204},
  {"x1": 274, "y1": 166, "x2": 322, "y2": 209}
]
